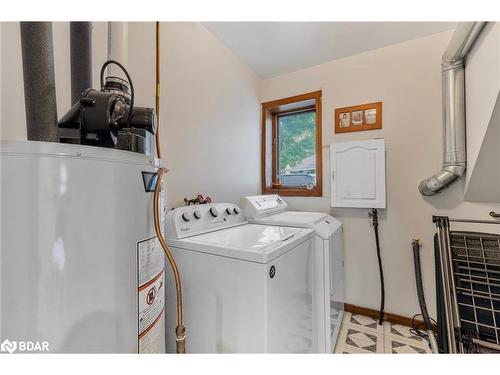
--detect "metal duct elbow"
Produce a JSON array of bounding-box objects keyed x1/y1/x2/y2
[
  {"x1": 419, "y1": 22, "x2": 486, "y2": 196},
  {"x1": 70, "y1": 22, "x2": 92, "y2": 105},
  {"x1": 418, "y1": 166, "x2": 466, "y2": 196},
  {"x1": 20, "y1": 22, "x2": 59, "y2": 142}
]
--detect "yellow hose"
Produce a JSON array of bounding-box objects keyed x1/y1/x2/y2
[{"x1": 153, "y1": 167, "x2": 185, "y2": 353}]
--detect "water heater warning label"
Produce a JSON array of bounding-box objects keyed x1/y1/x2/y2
[{"x1": 137, "y1": 237, "x2": 165, "y2": 353}]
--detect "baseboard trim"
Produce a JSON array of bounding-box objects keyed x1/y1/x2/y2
[{"x1": 344, "y1": 303, "x2": 435, "y2": 331}]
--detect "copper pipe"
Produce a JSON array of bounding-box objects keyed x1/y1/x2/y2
[
  {"x1": 153, "y1": 22, "x2": 185, "y2": 353},
  {"x1": 155, "y1": 21, "x2": 162, "y2": 159},
  {"x1": 153, "y1": 167, "x2": 185, "y2": 353}
]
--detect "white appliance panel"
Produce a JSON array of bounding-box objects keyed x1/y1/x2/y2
[
  {"x1": 165, "y1": 203, "x2": 246, "y2": 239},
  {"x1": 240, "y1": 195, "x2": 345, "y2": 353},
  {"x1": 240, "y1": 194, "x2": 287, "y2": 219},
  {"x1": 164, "y1": 237, "x2": 314, "y2": 353},
  {"x1": 267, "y1": 237, "x2": 314, "y2": 353},
  {"x1": 0, "y1": 140, "x2": 163, "y2": 353}
]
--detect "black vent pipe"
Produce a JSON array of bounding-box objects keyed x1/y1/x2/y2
[
  {"x1": 20, "y1": 22, "x2": 58, "y2": 142},
  {"x1": 70, "y1": 22, "x2": 92, "y2": 105}
]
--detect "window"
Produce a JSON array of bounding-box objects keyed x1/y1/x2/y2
[{"x1": 261, "y1": 91, "x2": 322, "y2": 196}]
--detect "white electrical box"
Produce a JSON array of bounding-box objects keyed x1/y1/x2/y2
[{"x1": 330, "y1": 139, "x2": 386, "y2": 208}]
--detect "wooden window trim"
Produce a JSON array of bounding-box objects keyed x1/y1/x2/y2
[{"x1": 261, "y1": 90, "x2": 323, "y2": 197}]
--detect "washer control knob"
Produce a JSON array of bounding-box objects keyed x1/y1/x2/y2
[
  {"x1": 226, "y1": 207, "x2": 233, "y2": 215},
  {"x1": 209, "y1": 207, "x2": 219, "y2": 217},
  {"x1": 193, "y1": 210, "x2": 202, "y2": 219},
  {"x1": 233, "y1": 207, "x2": 240, "y2": 215},
  {"x1": 181, "y1": 212, "x2": 191, "y2": 222}
]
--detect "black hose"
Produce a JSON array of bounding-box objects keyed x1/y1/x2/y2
[
  {"x1": 412, "y1": 239, "x2": 433, "y2": 332},
  {"x1": 99, "y1": 60, "x2": 135, "y2": 127},
  {"x1": 370, "y1": 208, "x2": 385, "y2": 325}
]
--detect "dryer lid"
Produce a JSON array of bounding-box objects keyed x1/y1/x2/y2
[
  {"x1": 248, "y1": 211, "x2": 342, "y2": 240},
  {"x1": 253, "y1": 211, "x2": 327, "y2": 225}
]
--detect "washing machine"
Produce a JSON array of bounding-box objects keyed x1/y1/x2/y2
[
  {"x1": 240, "y1": 194, "x2": 344, "y2": 353},
  {"x1": 163, "y1": 203, "x2": 315, "y2": 353}
]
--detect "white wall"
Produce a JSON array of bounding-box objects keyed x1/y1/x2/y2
[
  {"x1": 465, "y1": 95, "x2": 500, "y2": 202},
  {"x1": 465, "y1": 22, "x2": 500, "y2": 188},
  {"x1": 0, "y1": 22, "x2": 108, "y2": 140},
  {"x1": 464, "y1": 23, "x2": 500, "y2": 201},
  {"x1": 125, "y1": 22, "x2": 155, "y2": 109},
  {"x1": 260, "y1": 30, "x2": 500, "y2": 318},
  {"x1": 156, "y1": 23, "x2": 261, "y2": 208},
  {"x1": 125, "y1": 22, "x2": 261, "y2": 208}
]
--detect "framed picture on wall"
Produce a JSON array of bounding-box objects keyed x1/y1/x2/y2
[
  {"x1": 339, "y1": 112, "x2": 350, "y2": 128},
  {"x1": 334, "y1": 101, "x2": 382, "y2": 133},
  {"x1": 351, "y1": 110, "x2": 363, "y2": 126}
]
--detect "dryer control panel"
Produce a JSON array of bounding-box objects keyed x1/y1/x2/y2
[
  {"x1": 240, "y1": 194, "x2": 288, "y2": 219},
  {"x1": 165, "y1": 203, "x2": 246, "y2": 239}
]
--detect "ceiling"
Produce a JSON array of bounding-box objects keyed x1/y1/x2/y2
[{"x1": 202, "y1": 22, "x2": 456, "y2": 78}]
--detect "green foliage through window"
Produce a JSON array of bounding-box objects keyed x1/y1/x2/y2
[{"x1": 278, "y1": 110, "x2": 316, "y2": 174}]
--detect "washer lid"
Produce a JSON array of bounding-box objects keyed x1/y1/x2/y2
[{"x1": 168, "y1": 224, "x2": 313, "y2": 263}]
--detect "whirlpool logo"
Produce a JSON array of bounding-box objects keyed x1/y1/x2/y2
[{"x1": 1, "y1": 339, "x2": 50, "y2": 354}]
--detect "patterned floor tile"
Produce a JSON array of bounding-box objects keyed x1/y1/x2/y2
[
  {"x1": 338, "y1": 324, "x2": 384, "y2": 353},
  {"x1": 384, "y1": 335, "x2": 431, "y2": 354},
  {"x1": 384, "y1": 322, "x2": 426, "y2": 344},
  {"x1": 335, "y1": 312, "x2": 432, "y2": 354},
  {"x1": 348, "y1": 313, "x2": 385, "y2": 334}
]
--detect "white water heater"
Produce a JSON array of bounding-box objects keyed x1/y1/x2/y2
[{"x1": 0, "y1": 140, "x2": 165, "y2": 353}]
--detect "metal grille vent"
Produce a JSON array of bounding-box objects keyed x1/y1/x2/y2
[{"x1": 450, "y1": 231, "x2": 500, "y2": 346}]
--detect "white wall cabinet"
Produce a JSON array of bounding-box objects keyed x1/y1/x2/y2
[{"x1": 330, "y1": 139, "x2": 386, "y2": 208}]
